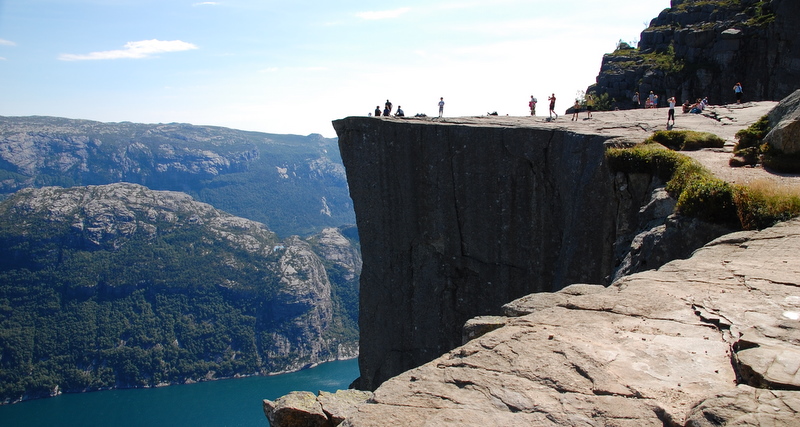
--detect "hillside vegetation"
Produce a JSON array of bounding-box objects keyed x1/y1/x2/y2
[{"x1": 0, "y1": 184, "x2": 359, "y2": 403}]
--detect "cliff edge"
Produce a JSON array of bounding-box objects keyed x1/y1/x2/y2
[{"x1": 334, "y1": 105, "x2": 773, "y2": 391}]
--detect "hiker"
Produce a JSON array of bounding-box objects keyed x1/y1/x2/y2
[
  {"x1": 733, "y1": 83, "x2": 743, "y2": 104},
  {"x1": 395, "y1": 106, "x2": 404, "y2": 117},
  {"x1": 385, "y1": 100, "x2": 393, "y2": 115},
  {"x1": 438, "y1": 97, "x2": 445, "y2": 117},
  {"x1": 586, "y1": 94, "x2": 593, "y2": 119},
  {"x1": 529, "y1": 95, "x2": 537, "y2": 116},
  {"x1": 548, "y1": 93, "x2": 557, "y2": 119},
  {"x1": 667, "y1": 97, "x2": 676, "y2": 126},
  {"x1": 374, "y1": 106, "x2": 381, "y2": 117},
  {"x1": 647, "y1": 91, "x2": 655, "y2": 108},
  {"x1": 571, "y1": 100, "x2": 580, "y2": 121},
  {"x1": 632, "y1": 92, "x2": 640, "y2": 109},
  {"x1": 383, "y1": 106, "x2": 390, "y2": 116}
]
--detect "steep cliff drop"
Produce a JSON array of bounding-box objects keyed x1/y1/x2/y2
[{"x1": 335, "y1": 116, "x2": 644, "y2": 391}]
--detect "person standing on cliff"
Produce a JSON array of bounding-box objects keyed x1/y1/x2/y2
[
  {"x1": 438, "y1": 97, "x2": 445, "y2": 117},
  {"x1": 633, "y1": 92, "x2": 641, "y2": 109},
  {"x1": 733, "y1": 83, "x2": 743, "y2": 104},
  {"x1": 529, "y1": 95, "x2": 537, "y2": 116},
  {"x1": 548, "y1": 93, "x2": 557, "y2": 119},
  {"x1": 667, "y1": 96, "x2": 676, "y2": 127},
  {"x1": 586, "y1": 94, "x2": 594, "y2": 119},
  {"x1": 571, "y1": 100, "x2": 580, "y2": 121},
  {"x1": 385, "y1": 99, "x2": 393, "y2": 115}
]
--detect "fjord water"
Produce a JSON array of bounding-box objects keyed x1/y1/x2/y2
[{"x1": 0, "y1": 358, "x2": 358, "y2": 427}]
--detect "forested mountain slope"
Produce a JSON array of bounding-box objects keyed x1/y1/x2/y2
[{"x1": 0, "y1": 183, "x2": 359, "y2": 403}]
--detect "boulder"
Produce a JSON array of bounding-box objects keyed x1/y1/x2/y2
[
  {"x1": 764, "y1": 89, "x2": 800, "y2": 154},
  {"x1": 264, "y1": 389, "x2": 374, "y2": 427},
  {"x1": 263, "y1": 392, "x2": 329, "y2": 427}
]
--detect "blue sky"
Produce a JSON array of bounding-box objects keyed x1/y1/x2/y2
[{"x1": 0, "y1": 0, "x2": 670, "y2": 137}]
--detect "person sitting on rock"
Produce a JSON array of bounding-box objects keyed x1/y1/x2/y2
[
  {"x1": 682, "y1": 100, "x2": 691, "y2": 114},
  {"x1": 690, "y1": 99, "x2": 703, "y2": 114},
  {"x1": 395, "y1": 106, "x2": 404, "y2": 117}
]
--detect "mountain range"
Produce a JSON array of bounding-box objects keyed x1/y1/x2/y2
[
  {"x1": 0, "y1": 117, "x2": 360, "y2": 403},
  {"x1": 0, "y1": 116, "x2": 354, "y2": 238}
]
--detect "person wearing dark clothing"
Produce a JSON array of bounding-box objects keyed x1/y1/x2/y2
[
  {"x1": 548, "y1": 93, "x2": 557, "y2": 119},
  {"x1": 733, "y1": 83, "x2": 743, "y2": 104},
  {"x1": 374, "y1": 106, "x2": 381, "y2": 117}
]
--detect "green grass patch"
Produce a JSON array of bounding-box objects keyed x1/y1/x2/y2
[
  {"x1": 734, "y1": 180, "x2": 800, "y2": 230},
  {"x1": 607, "y1": 144, "x2": 800, "y2": 230},
  {"x1": 646, "y1": 130, "x2": 725, "y2": 151},
  {"x1": 734, "y1": 115, "x2": 770, "y2": 152}
]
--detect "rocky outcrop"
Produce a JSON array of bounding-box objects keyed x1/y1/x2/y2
[
  {"x1": 340, "y1": 218, "x2": 800, "y2": 426},
  {"x1": 591, "y1": 0, "x2": 800, "y2": 106},
  {"x1": 765, "y1": 89, "x2": 800, "y2": 155},
  {"x1": 333, "y1": 114, "x2": 735, "y2": 391},
  {"x1": 263, "y1": 390, "x2": 373, "y2": 427}
]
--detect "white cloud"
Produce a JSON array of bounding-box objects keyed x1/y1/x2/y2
[
  {"x1": 192, "y1": 2, "x2": 219, "y2": 6},
  {"x1": 58, "y1": 39, "x2": 198, "y2": 61},
  {"x1": 0, "y1": 39, "x2": 16, "y2": 46},
  {"x1": 356, "y1": 7, "x2": 411, "y2": 20}
]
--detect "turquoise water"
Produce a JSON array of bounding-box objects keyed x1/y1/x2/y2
[{"x1": 0, "y1": 358, "x2": 358, "y2": 427}]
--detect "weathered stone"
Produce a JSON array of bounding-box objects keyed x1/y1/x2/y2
[
  {"x1": 765, "y1": 88, "x2": 800, "y2": 154},
  {"x1": 684, "y1": 386, "x2": 800, "y2": 426},
  {"x1": 339, "y1": 218, "x2": 800, "y2": 426},
  {"x1": 591, "y1": 0, "x2": 800, "y2": 107},
  {"x1": 735, "y1": 344, "x2": 800, "y2": 390},
  {"x1": 317, "y1": 390, "x2": 373, "y2": 426},
  {"x1": 263, "y1": 391, "x2": 330, "y2": 427},
  {"x1": 462, "y1": 316, "x2": 509, "y2": 344}
]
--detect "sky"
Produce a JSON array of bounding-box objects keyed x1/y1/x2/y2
[{"x1": 0, "y1": 0, "x2": 671, "y2": 138}]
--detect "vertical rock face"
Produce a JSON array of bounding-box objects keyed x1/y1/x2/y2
[
  {"x1": 335, "y1": 117, "x2": 622, "y2": 390},
  {"x1": 591, "y1": 0, "x2": 800, "y2": 105}
]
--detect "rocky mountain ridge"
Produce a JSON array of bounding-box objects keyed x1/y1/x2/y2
[
  {"x1": 0, "y1": 183, "x2": 359, "y2": 403},
  {"x1": 591, "y1": 0, "x2": 800, "y2": 107},
  {"x1": 0, "y1": 115, "x2": 353, "y2": 237}
]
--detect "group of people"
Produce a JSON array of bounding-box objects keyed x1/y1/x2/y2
[
  {"x1": 371, "y1": 97, "x2": 443, "y2": 118},
  {"x1": 373, "y1": 100, "x2": 405, "y2": 117},
  {"x1": 571, "y1": 94, "x2": 594, "y2": 121},
  {"x1": 373, "y1": 82, "x2": 743, "y2": 122}
]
